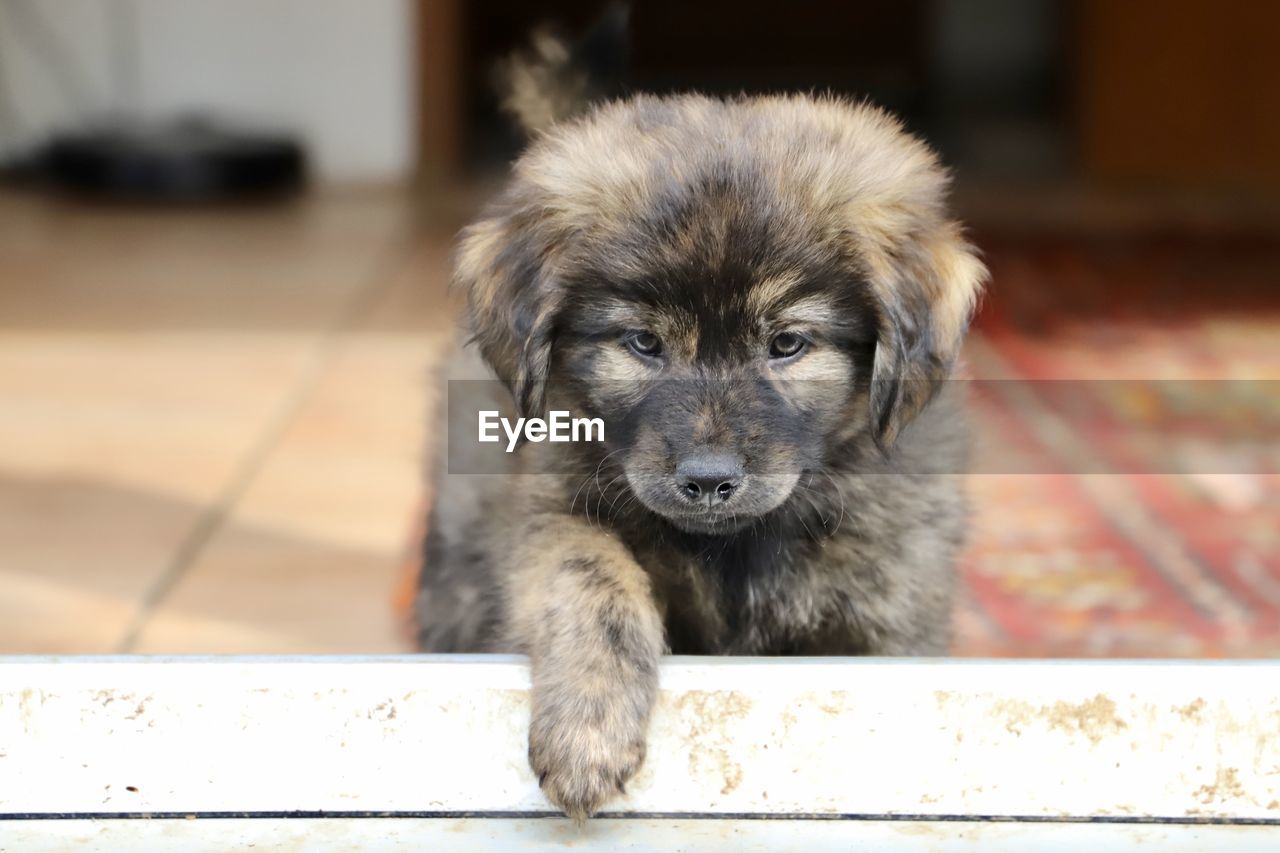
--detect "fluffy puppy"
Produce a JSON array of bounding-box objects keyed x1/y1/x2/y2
[{"x1": 416, "y1": 89, "x2": 986, "y2": 819}]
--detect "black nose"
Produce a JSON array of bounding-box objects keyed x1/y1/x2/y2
[{"x1": 676, "y1": 453, "x2": 744, "y2": 507}]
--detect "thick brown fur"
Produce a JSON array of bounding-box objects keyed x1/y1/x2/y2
[{"x1": 416, "y1": 93, "x2": 986, "y2": 819}]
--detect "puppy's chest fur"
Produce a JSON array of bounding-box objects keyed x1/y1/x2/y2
[{"x1": 624, "y1": 525, "x2": 870, "y2": 655}]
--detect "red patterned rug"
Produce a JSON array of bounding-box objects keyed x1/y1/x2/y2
[{"x1": 955, "y1": 235, "x2": 1280, "y2": 657}]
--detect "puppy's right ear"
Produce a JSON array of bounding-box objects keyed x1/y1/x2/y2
[{"x1": 454, "y1": 213, "x2": 561, "y2": 420}]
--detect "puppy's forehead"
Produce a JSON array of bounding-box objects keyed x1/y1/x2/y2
[
  {"x1": 571, "y1": 189, "x2": 850, "y2": 337},
  {"x1": 594, "y1": 227, "x2": 849, "y2": 330},
  {"x1": 593, "y1": 199, "x2": 820, "y2": 301}
]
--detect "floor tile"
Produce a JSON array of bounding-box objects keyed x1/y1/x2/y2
[
  {"x1": 0, "y1": 190, "x2": 415, "y2": 652},
  {"x1": 131, "y1": 238, "x2": 458, "y2": 653}
]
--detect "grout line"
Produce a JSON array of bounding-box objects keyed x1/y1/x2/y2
[{"x1": 115, "y1": 233, "x2": 425, "y2": 653}]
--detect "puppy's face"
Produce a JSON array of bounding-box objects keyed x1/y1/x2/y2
[
  {"x1": 553, "y1": 209, "x2": 879, "y2": 533},
  {"x1": 457, "y1": 96, "x2": 986, "y2": 533}
]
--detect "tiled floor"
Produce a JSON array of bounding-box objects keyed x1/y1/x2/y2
[{"x1": 0, "y1": 189, "x2": 457, "y2": 653}]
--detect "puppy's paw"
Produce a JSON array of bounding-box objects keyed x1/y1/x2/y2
[{"x1": 528, "y1": 705, "x2": 647, "y2": 820}]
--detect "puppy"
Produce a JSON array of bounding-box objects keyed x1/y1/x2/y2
[{"x1": 416, "y1": 53, "x2": 986, "y2": 819}]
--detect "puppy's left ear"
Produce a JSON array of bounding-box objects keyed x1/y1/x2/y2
[
  {"x1": 454, "y1": 212, "x2": 563, "y2": 419},
  {"x1": 868, "y1": 221, "x2": 986, "y2": 450}
]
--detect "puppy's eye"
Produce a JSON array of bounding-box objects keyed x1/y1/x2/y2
[
  {"x1": 625, "y1": 330, "x2": 663, "y2": 358},
  {"x1": 768, "y1": 332, "x2": 807, "y2": 360}
]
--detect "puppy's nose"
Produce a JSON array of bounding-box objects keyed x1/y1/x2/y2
[{"x1": 676, "y1": 453, "x2": 744, "y2": 507}]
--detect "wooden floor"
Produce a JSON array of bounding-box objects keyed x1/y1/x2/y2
[{"x1": 0, "y1": 189, "x2": 457, "y2": 654}]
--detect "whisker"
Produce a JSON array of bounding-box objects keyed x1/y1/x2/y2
[
  {"x1": 570, "y1": 447, "x2": 625, "y2": 522},
  {"x1": 602, "y1": 473, "x2": 629, "y2": 510},
  {"x1": 568, "y1": 470, "x2": 595, "y2": 518},
  {"x1": 820, "y1": 469, "x2": 847, "y2": 537}
]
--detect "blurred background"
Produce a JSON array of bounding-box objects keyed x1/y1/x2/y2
[{"x1": 0, "y1": 0, "x2": 1276, "y2": 656}]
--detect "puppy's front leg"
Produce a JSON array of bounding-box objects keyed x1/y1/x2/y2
[{"x1": 506, "y1": 517, "x2": 665, "y2": 820}]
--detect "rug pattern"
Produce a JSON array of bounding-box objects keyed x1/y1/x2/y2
[{"x1": 955, "y1": 240, "x2": 1280, "y2": 657}]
